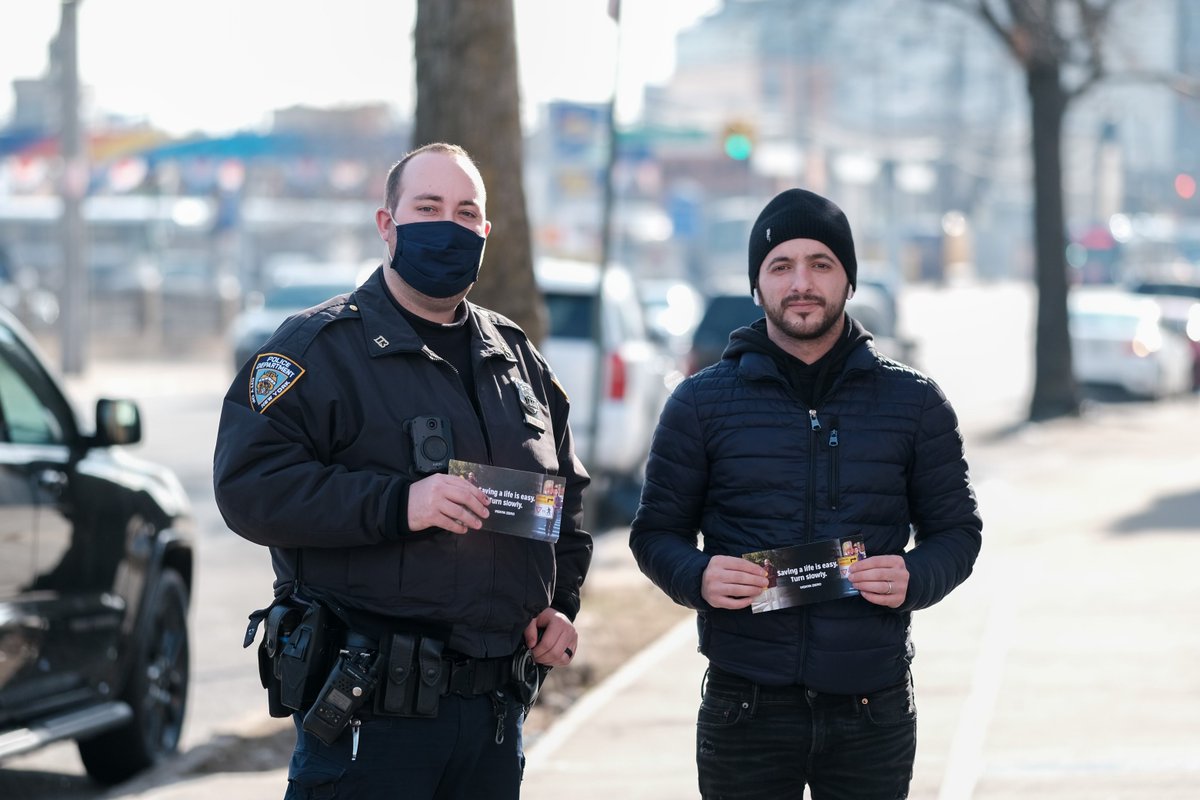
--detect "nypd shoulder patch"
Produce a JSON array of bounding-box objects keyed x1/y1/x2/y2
[{"x1": 249, "y1": 353, "x2": 306, "y2": 413}]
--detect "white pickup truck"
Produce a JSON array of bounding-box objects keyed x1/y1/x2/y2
[{"x1": 534, "y1": 257, "x2": 672, "y2": 527}]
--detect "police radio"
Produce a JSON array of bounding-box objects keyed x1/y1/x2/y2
[
  {"x1": 302, "y1": 648, "x2": 381, "y2": 745},
  {"x1": 405, "y1": 415, "x2": 452, "y2": 474}
]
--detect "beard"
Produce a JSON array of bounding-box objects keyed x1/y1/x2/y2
[{"x1": 762, "y1": 289, "x2": 848, "y2": 344}]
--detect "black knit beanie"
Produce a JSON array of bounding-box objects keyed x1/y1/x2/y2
[{"x1": 748, "y1": 188, "x2": 857, "y2": 293}]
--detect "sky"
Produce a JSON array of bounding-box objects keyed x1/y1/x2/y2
[{"x1": 1, "y1": 0, "x2": 719, "y2": 136}]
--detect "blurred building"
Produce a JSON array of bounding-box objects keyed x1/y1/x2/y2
[
  {"x1": 525, "y1": 0, "x2": 1199, "y2": 288},
  {"x1": 645, "y1": 0, "x2": 1200, "y2": 284},
  {"x1": 1, "y1": 0, "x2": 1197, "y2": 332}
]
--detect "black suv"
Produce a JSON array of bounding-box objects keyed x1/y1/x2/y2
[{"x1": 0, "y1": 308, "x2": 194, "y2": 784}]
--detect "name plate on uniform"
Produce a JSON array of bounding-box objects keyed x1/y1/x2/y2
[{"x1": 449, "y1": 460, "x2": 565, "y2": 542}]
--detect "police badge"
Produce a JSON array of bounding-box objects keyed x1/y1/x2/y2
[{"x1": 513, "y1": 379, "x2": 546, "y2": 433}]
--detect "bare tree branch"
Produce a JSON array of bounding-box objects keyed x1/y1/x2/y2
[{"x1": 1102, "y1": 69, "x2": 1200, "y2": 98}]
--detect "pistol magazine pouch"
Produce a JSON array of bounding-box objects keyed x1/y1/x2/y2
[
  {"x1": 379, "y1": 633, "x2": 445, "y2": 718},
  {"x1": 417, "y1": 636, "x2": 445, "y2": 717}
]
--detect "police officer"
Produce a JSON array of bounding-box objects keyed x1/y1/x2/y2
[{"x1": 214, "y1": 142, "x2": 592, "y2": 799}]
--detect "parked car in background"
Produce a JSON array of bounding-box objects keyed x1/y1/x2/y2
[
  {"x1": 1069, "y1": 288, "x2": 1194, "y2": 399},
  {"x1": 535, "y1": 257, "x2": 672, "y2": 525},
  {"x1": 1129, "y1": 280, "x2": 1200, "y2": 389},
  {"x1": 684, "y1": 289, "x2": 758, "y2": 377},
  {"x1": 0, "y1": 306, "x2": 194, "y2": 784},
  {"x1": 228, "y1": 263, "x2": 363, "y2": 369}
]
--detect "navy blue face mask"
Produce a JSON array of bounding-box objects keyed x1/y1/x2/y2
[{"x1": 389, "y1": 220, "x2": 487, "y2": 299}]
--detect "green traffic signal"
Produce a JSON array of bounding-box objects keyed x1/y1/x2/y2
[{"x1": 724, "y1": 133, "x2": 753, "y2": 160}]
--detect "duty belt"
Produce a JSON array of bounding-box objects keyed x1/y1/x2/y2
[
  {"x1": 346, "y1": 631, "x2": 511, "y2": 697},
  {"x1": 343, "y1": 630, "x2": 515, "y2": 719},
  {"x1": 437, "y1": 654, "x2": 512, "y2": 697}
]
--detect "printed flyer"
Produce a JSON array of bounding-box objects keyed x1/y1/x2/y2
[
  {"x1": 743, "y1": 535, "x2": 867, "y2": 613},
  {"x1": 449, "y1": 459, "x2": 565, "y2": 542}
]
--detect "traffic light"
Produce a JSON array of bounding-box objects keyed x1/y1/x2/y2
[{"x1": 721, "y1": 120, "x2": 755, "y2": 161}]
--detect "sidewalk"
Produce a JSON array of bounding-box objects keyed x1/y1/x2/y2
[
  {"x1": 112, "y1": 394, "x2": 1200, "y2": 800},
  {"x1": 522, "y1": 398, "x2": 1200, "y2": 799},
  {"x1": 521, "y1": 605, "x2": 703, "y2": 799},
  {"x1": 520, "y1": 535, "x2": 704, "y2": 800}
]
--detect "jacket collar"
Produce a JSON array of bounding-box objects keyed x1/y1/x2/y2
[
  {"x1": 352, "y1": 266, "x2": 516, "y2": 363},
  {"x1": 736, "y1": 319, "x2": 880, "y2": 385}
]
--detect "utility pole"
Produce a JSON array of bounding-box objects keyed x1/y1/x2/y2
[
  {"x1": 58, "y1": 0, "x2": 88, "y2": 375},
  {"x1": 586, "y1": 3, "x2": 622, "y2": 519}
]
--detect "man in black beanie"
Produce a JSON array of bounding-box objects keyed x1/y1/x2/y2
[{"x1": 631, "y1": 187, "x2": 982, "y2": 799}]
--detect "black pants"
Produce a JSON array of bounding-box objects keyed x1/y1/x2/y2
[
  {"x1": 284, "y1": 692, "x2": 525, "y2": 800},
  {"x1": 696, "y1": 666, "x2": 917, "y2": 800}
]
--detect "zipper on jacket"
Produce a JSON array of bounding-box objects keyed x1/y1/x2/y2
[
  {"x1": 805, "y1": 409, "x2": 820, "y2": 540},
  {"x1": 828, "y1": 427, "x2": 840, "y2": 510}
]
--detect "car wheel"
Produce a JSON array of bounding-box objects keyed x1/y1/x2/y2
[{"x1": 77, "y1": 568, "x2": 190, "y2": 785}]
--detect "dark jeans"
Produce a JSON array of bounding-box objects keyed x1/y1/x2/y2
[
  {"x1": 696, "y1": 666, "x2": 917, "y2": 800},
  {"x1": 283, "y1": 692, "x2": 525, "y2": 800}
]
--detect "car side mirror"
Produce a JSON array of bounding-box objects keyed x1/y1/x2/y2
[{"x1": 94, "y1": 398, "x2": 142, "y2": 446}]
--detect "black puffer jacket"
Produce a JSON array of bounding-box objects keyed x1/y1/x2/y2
[{"x1": 630, "y1": 317, "x2": 981, "y2": 694}]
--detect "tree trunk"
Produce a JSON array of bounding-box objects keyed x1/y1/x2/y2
[
  {"x1": 1026, "y1": 62, "x2": 1080, "y2": 421},
  {"x1": 413, "y1": 0, "x2": 545, "y2": 343}
]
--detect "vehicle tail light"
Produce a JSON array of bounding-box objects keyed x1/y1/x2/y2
[{"x1": 606, "y1": 351, "x2": 627, "y2": 400}]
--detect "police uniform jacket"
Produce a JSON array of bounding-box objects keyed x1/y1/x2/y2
[
  {"x1": 214, "y1": 267, "x2": 592, "y2": 658},
  {"x1": 629, "y1": 316, "x2": 982, "y2": 695}
]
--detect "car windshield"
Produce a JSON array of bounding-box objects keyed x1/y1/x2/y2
[
  {"x1": 1072, "y1": 311, "x2": 1144, "y2": 337},
  {"x1": 695, "y1": 295, "x2": 760, "y2": 346},
  {"x1": 544, "y1": 292, "x2": 594, "y2": 340}
]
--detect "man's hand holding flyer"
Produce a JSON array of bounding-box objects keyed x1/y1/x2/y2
[
  {"x1": 743, "y1": 535, "x2": 866, "y2": 613},
  {"x1": 449, "y1": 459, "x2": 565, "y2": 542}
]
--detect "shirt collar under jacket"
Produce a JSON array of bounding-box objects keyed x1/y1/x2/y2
[{"x1": 352, "y1": 266, "x2": 516, "y2": 363}]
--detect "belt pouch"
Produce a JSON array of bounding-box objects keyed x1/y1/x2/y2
[
  {"x1": 279, "y1": 601, "x2": 335, "y2": 711},
  {"x1": 380, "y1": 632, "x2": 417, "y2": 715},
  {"x1": 259, "y1": 603, "x2": 302, "y2": 717},
  {"x1": 415, "y1": 637, "x2": 445, "y2": 717}
]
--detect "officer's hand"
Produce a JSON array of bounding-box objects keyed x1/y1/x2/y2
[
  {"x1": 849, "y1": 555, "x2": 908, "y2": 609},
  {"x1": 407, "y1": 474, "x2": 490, "y2": 534},
  {"x1": 701, "y1": 555, "x2": 769, "y2": 610},
  {"x1": 524, "y1": 608, "x2": 577, "y2": 667}
]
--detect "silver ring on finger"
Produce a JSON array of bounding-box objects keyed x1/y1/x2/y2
[{"x1": 886, "y1": 580, "x2": 894, "y2": 595}]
